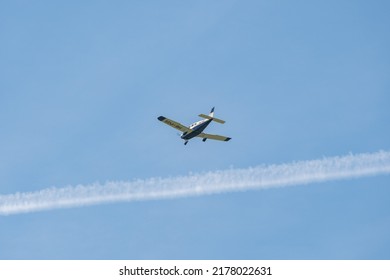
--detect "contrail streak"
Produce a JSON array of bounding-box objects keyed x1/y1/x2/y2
[{"x1": 1, "y1": 151, "x2": 390, "y2": 215}]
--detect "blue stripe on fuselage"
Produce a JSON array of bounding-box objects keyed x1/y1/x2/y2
[{"x1": 181, "y1": 119, "x2": 212, "y2": 140}]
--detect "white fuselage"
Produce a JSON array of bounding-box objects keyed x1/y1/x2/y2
[{"x1": 181, "y1": 119, "x2": 212, "y2": 140}]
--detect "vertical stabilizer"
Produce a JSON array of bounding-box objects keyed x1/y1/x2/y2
[{"x1": 209, "y1": 107, "x2": 215, "y2": 117}]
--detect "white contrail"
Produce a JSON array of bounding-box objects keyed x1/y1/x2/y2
[{"x1": 1, "y1": 151, "x2": 390, "y2": 215}]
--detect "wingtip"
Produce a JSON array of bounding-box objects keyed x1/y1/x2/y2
[
  {"x1": 157, "y1": 116, "x2": 166, "y2": 121},
  {"x1": 225, "y1": 137, "x2": 232, "y2": 142}
]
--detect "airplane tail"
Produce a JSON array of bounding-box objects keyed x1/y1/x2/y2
[
  {"x1": 209, "y1": 107, "x2": 215, "y2": 117},
  {"x1": 199, "y1": 107, "x2": 225, "y2": 124}
]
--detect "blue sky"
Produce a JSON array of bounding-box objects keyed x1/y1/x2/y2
[{"x1": 1, "y1": 0, "x2": 389, "y2": 259}]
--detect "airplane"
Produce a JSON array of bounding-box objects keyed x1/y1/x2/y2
[{"x1": 157, "y1": 107, "x2": 231, "y2": 145}]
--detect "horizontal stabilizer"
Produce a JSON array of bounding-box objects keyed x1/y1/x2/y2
[{"x1": 198, "y1": 114, "x2": 225, "y2": 124}]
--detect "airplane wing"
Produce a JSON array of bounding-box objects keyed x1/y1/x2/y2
[
  {"x1": 158, "y1": 116, "x2": 192, "y2": 133},
  {"x1": 197, "y1": 132, "x2": 231, "y2": 142}
]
